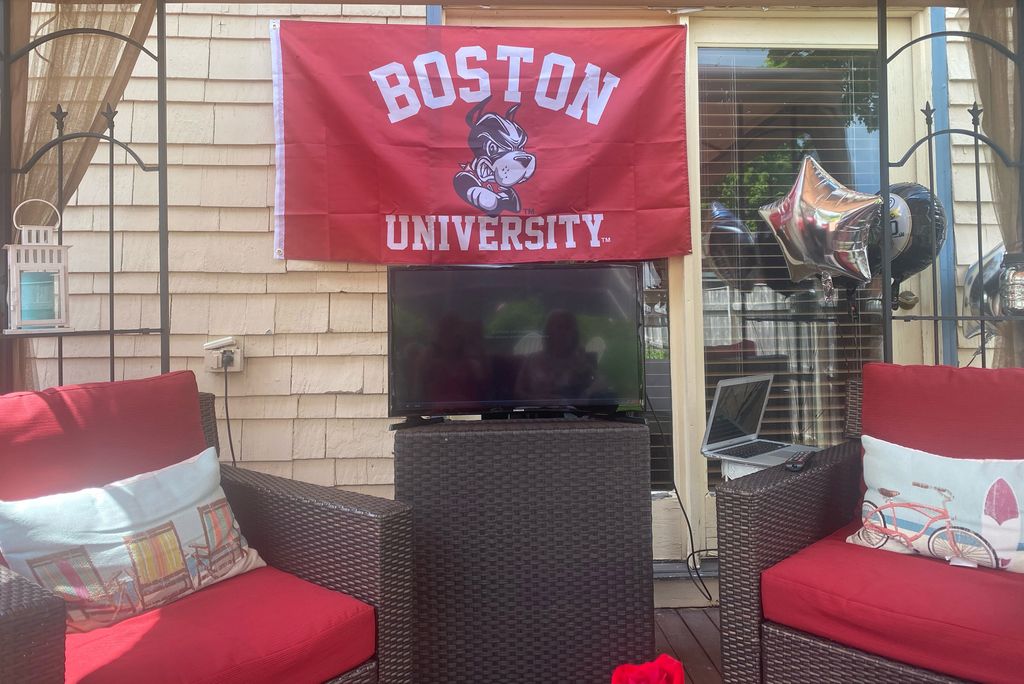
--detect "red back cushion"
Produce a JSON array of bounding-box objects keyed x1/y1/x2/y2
[
  {"x1": 862, "y1": 362, "x2": 1024, "y2": 458},
  {"x1": 0, "y1": 371, "x2": 208, "y2": 500}
]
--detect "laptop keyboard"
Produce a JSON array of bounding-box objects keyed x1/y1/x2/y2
[{"x1": 716, "y1": 440, "x2": 783, "y2": 459}]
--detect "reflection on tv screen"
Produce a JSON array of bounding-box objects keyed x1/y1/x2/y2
[{"x1": 388, "y1": 265, "x2": 644, "y2": 416}]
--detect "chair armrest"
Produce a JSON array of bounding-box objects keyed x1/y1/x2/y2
[
  {"x1": 716, "y1": 439, "x2": 862, "y2": 684},
  {"x1": 0, "y1": 564, "x2": 66, "y2": 684},
  {"x1": 220, "y1": 465, "x2": 412, "y2": 684}
]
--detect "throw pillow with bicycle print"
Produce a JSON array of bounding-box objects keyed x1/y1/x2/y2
[{"x1": 847, "y1": 436, "x2": 1024, "y2": 572}]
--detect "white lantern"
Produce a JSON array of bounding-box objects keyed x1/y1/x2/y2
[
  {"x1": 3, "y1": 199, "x2": 71, "y2": 333},
  {"x1": 1000, "y1": 253, "x2": 1024, "y2": 316}
]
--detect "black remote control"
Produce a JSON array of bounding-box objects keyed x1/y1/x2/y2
[{"x1": 784, "y1": 450, "x2": 814, "y2": 472}]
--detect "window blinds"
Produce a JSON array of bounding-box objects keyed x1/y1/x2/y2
[{"x1": 697, "y1": 48, "x2": 883, "y2": 486}]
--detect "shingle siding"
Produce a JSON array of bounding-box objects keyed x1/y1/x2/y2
[{"x1": 27, "y1": 4, "x2": 425, "y2": 493}]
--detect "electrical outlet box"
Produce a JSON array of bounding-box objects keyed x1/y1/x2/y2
[{"x1": 205, "y1": 346, "x2": 244, "y2": 373}]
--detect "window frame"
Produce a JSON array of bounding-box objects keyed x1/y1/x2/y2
[{"x1": 675, "y1": 10, "x2": 930, "y2": 556}]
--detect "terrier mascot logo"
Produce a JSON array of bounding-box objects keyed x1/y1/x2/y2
[{"x1": 453, "y1": 97, "x2": 537, "y2": 216}]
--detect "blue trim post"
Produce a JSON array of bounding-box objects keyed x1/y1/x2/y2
[
  {"x1": 426, "y1": 6, "x2": 442, "y2": 25},
  {"x1": 931, "y1": 8, "x2": 959, "y2": 365}
]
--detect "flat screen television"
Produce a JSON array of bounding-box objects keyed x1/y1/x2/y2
[{"x1": 388, "y1": 264, "x2": 645, "y2": 417}]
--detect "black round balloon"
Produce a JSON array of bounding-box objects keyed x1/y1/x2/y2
[
  {"x1": 752, "y1": 221, "x2": 816, "y2": 296},
  {"x1": 704, "y1": 202, "x2": 757, "y2": 292},
  {"x1": 868, "y1": 183, "x2": 947, "y2": 282}
]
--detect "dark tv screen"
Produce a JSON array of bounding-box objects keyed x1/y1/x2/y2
[{"x1": 388, "y1": 264, "x2": 645, "y2": 417}]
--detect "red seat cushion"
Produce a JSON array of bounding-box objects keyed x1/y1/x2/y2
[
  {"x1": 862, "y1": 363, "x2": 1024, "y2": 458},
  {"x1": 65, "y1": 566, "x2": 376, "y2": 684},
  {"x1": 763, "y1": 525, "x2": 1024, "y2": 684},
  {"x1": 0, "y1": 371, "x2": 208, "y2": 500}
]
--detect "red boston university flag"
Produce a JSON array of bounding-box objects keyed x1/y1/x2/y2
[{"x1": 271, "y1": 22, "x2": 689, "y2": 264}]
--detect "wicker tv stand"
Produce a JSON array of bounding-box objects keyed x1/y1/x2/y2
[{"x1": 394, "y1": 418, "x2": 654, "y2": 684}]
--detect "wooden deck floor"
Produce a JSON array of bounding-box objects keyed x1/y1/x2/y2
[{"x1": 655, "y1": 607, "x2": 722, "y2": 684}]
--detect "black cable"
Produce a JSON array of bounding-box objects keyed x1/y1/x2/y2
[
  {"x1": 223, "y1": 362, "x2": 237, "y2": 466},
  {"x1": 677, "y1": 492, "x2": 716, "y2": 602},
  {"x1": 645, "y1": 388, "x2": 716, "y2": 601},
  {"x1": 685, "y1": 547, "x2": 720, "y2": 601},
  {"x1": 686, "y1": 548, "x2": 718, "y2": 565}
]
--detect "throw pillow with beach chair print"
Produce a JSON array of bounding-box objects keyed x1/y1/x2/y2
[{"x1": 0, "y1": 448, "x2": 264, "y2": 631}]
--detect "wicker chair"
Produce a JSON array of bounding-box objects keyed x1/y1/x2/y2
[
  {"x1": 716, "y1": 379, "x2": 967, "y2": 684},
  {"x1": 0, "y1": 392, "x2": 413, "y2": 684}
]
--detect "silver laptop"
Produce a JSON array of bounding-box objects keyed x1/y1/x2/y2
[{"x1": 701, "y1": 375, "x2": 813, "y2": 467}]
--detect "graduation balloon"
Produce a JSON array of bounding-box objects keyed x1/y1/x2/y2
[
  {"x1": 704, "y1": 202, "x2": 756, "y2": 291},
  {"x1": 868, "y1": 192, "x2": 913, "y2": 269},
  {"x1": 868, "y1": 183, "x2": 947, "y2": 285},
  {"x1": 888, "y1": 182, "x2": 947, "y2": 283},
  {"x1": 759, "y1": 156, "x2": 880, "y2": 287}
]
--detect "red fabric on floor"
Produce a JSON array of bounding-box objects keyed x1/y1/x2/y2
[
  {"x1": 0, "y1": 371, "x2": 208, "y2": 500},
  {"x1": 862, "y1": 362, "x2": 1024, "y2": 458},
  {"x1": 65, "y1": 566, "x2": 376, "y2": 684},
  {"x1": 762, "y1": 524, "x2": 1024, "y2": 684}
]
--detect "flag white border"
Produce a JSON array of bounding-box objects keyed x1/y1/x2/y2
[{"x1": 269, "y1": 19, "x2": 286, "y2": 260}]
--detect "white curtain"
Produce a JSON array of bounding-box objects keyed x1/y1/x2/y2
[{"x1": 965, "y1": 0, "x2": 1023, "y2": 367}]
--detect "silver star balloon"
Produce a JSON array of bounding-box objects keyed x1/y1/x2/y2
[{"x1": 759, "y1": 156, "x2": 881, "y2": 286}]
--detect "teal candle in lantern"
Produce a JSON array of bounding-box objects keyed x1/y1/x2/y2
[{"x1": 20, "y1": 271, "x2": 57, "y2": 325}]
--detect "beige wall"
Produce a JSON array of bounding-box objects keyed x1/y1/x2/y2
[{"x1": 26, "y1": 4, "x2": 428, "y2": 497}]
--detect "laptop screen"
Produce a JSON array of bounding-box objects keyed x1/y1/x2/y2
[{"x1": 706, "y1": 378, "x2": 771, "y2": 447}]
